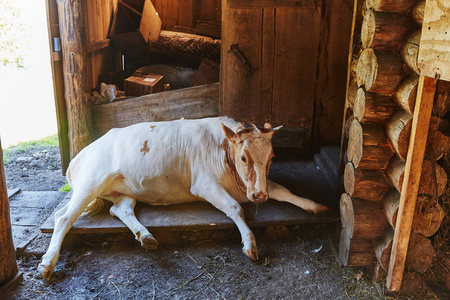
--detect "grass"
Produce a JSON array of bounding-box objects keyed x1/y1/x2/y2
[
  {"x1": 58, "y1": 181, "x2": 72, "y2": 192},
  {"x1": 2, "y1": 134, "x2": 59, "y2": 164}
]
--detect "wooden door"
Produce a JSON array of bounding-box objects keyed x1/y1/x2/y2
[
  {"x1": 45, "y1": 0, "x2": 70, "y2": 173},
  {"x1": 220, "y1": 1, "x2": 322, "y2": 149}
]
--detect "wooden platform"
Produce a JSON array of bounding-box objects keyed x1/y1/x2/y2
[{"x1": 41, "y1": 158, "x2": 340, "y2": 234}]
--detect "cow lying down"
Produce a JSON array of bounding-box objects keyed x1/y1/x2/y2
[{"x1": 38, "y1": 117, "x2": 330, "y2": 279}]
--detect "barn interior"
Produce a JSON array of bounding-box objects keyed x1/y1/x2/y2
[{"x1": 46, "y1": 0, "x2": 352, "y2": 226}]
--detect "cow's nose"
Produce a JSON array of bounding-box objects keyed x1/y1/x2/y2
[{"x1": 252, "y1": 192, "x2": 268, "y2": 203}]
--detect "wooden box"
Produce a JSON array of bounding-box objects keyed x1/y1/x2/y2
[{"x1": 124, "y1": 74, "x2": 164, "y2": 96}]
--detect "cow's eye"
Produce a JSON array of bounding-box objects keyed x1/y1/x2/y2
[{"x1": 241, "y1": 156, "x2": 247, "y2": 163}]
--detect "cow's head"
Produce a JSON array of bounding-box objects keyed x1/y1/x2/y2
[{"x1": 222, "y1": 123, "x2": 282, "y2": 203}]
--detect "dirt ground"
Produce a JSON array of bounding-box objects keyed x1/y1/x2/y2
[{"x1": 2, "y1": 145, "x2": 445, "y2": 299}]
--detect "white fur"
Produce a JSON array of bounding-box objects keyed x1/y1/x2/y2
[{"x1": 38, "y1": 117, "x2": 326, "y2": 279}]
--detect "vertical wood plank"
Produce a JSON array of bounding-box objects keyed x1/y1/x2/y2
[
  {"x1": 220, "y1": 3, "x2": 263, "y2": 124},
  {"x1": 261, "y1": 8, "x2": 275, "y2": 125},
  {"x1": 314, "y1": 0, "x2": 354, "y2": 145},
  {"x1": 0, "y1": 141, "x2": 18, "y2": 285},
  {"x1": 386, "y1": 75, "x2": 437, "y2": 291},
  {"x1": 272, "y1": 7, "x2": 322, "y2": 146},
  {"x1": 45, "y1": 0, "x2": 70, "y2": 173},
  {"x1": 178, "y1": 0, "x2": 194, "y2": 28}
]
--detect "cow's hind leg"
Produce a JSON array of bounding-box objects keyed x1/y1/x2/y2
[
  {"x1": 267, "y1": 180, "x2": 331, "y2": 214},
  {"x1": 38, "y1": 190, "x2": 94, "y2": 280},
  {"x1": 109, "y1": 195, "x2": 158, "y2": 250}
]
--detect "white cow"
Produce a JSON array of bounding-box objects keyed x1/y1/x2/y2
[{"x1": 38, "y1": 117, "x2": 330, "y2": 279}]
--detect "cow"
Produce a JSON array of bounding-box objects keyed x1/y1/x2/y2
[{"x1": 38, "y1": 117, "x2": 330, "y2": 279}]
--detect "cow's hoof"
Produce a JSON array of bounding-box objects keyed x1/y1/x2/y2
[
  {"x1": 314, "y1": 205, "x2": 333, "y2": 216},
  {"x1": 243, "y1": 248, "x2": 259, "y2": 261},
  {"x1": 38, "y1": 264, "x2": 53, "y2": 280},
  {"x1": 141, "y1": 234, "x2": 158, "y2": 250}
]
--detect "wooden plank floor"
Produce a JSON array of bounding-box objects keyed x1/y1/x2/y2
[{"x1": 41, "y1": 158, "x2": 340, "y2": 234}]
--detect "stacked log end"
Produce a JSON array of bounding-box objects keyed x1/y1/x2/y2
[{"x1": 339, "y1": 0, "x2": 449, "y2": 285}]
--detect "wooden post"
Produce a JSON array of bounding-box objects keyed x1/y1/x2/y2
[
  {"x1": 57, "y1": 0, "x2": 93, "y2": 159},
  {"x1": 0, "y1": 139, "x2": 18, "y2": 285},
  {"x1": 386, "y1": 75, "x2": 437, "y2": 291}
]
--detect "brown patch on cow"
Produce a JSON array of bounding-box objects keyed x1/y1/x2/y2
[
  {"x1": 244, "y1": 149, "x2": 257, "y2": 187},
  {"x1": 150, "y1": 125, "x2": 156, "y2": 132},
  {"x1": 140, "y1": 141, "x2": 150, "y2": 155},
  {"x1": 266, "y1": 151, "x2": 274, "y2": 178},
  {"x1": 222, "y1": 138, "x2": 246, "y2": 193},
  {"x1": 221, "y1": 138, "x2": 229, "y2": 151}
]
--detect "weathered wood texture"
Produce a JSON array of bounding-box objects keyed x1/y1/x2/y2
[
  {"x1": 400, "y1": 271, "x2": 423, "y2": 294},
  {"x1": 344, "y1": 162, "x2": 391, "y2": 202},
  {"x1": 42, "y1": 191, "x2": 340, "y2": 234},
  {"x1": 339, "y1": 229, "x2": 375, "y2": 266},
  {"x1": 347, "y1": 79, "x2": 359, "y2": 110},
  {"x1": 361, "y1": 10, "x2": 414, "y2": 49},
  {"x1": 45, "y1": 0, "x2": 70, "y2": 174},
  {"x1": 347, "y1": 119, "x2": 393, "y2": 169},
  {"x1": 383, "y1": 191, "x2": 444, "y2": 237},
  {"x1": 394, "y1": 76, "x2": 419, "y2": 114},
  {"x1": 375, "y1": 227, "x2": 394, "y2": 271},
  {"x1": 411, "y1": 0, "x2": 425, "y2": 25},
  {"x1": 405, "y1": 232, "x2": 434, "y2": 274},
  {"x1": 85, "y1": 0, "x2": 117, "y2": 90},
  {"x1": 417, "y1": 0, "x2": 450, "y2": 81},
  {"x1": 401, "y1": 30, "x2": 421, "y2": 75},
  {"x1": 147, "y1": 30, "x2": 221, "y2": 67},
  {"x1": 366, "y1": 0, "x2": 417, "y2": 13},
  {"x1": 152, "y1": 0, "x2": 221, "y2": 29},
  {"x1": 57, "y1": 0, "x2": 94, "y2": 159},
  {"x1": 354, "y1": 88, "x2": 396, "y2": 123},
  {"x1": 0, "y1": 140, "x2": 18, "y2": 285},
  {"x1": 340, "y1": 193, "x2": 389, "y2": 240},
  {"x1": 387, "y1": 111, "x2": 450, "y2": 161},
  {"x1": 140, "y1": 0, "x2": 162, "y2": 43},
  {"x1": 387, "y1": 76, "x2": 437, "y2": 291},
  {"x1": 314, "y1": 0, "x2": 354, "y2": 145},
  {"x1": 356, "y1": 49, "x2": 406, "y2": 96},
  {"x1": 92, "y1": 83, "x2": 219, "y2": 137},
  {"x1": 386, "y1": 157, "x2": 448, "y2": 197},
  {"x1": 227, "y1": 0, "x2": 318, "y2": 9},
  {"x1": 434, "y1": 79, "x2": 450, "y2": 116},
  {"x1": 221, "y1": 4, "x2": 322, "y2": 148}
]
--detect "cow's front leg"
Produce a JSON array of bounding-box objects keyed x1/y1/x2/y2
[
  {"x1": 109, "y1": 195, "x2": 158, "y2": 250},
  {"x1": 267, "y1": 180, "x2": 331, "y2": 215},
  {"x1": 191, "y1": 182, "x2": 258, "y2": 260}
]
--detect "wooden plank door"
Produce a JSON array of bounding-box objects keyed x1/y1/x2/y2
[
  {"x1": 45, "y1": 0, "x2": 70, "y2": 174},
  {"x1": 220, "y1": 1, "x2": 322, "y2": 149}
]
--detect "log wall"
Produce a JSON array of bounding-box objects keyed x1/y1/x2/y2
[{"x1": 339, "y1": 0, "x2": 449, "y2": 292}]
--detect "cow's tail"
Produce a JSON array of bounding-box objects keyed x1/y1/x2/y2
[{"x1": 82, "y1": 198, "x2": 104, "y2": 216}]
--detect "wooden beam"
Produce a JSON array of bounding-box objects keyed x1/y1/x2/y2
[
  {"x1": 92, "y1": 83, "x2": 220, "y2": 138},
  {"x1": 227, "y1": 0, "x2": 318, "y2": 9},
  {"x1": 0, "y1": 139, "x2": 18, "y2": 285},
  {"x1": 119, "y1": 1, "x2": 142, "y2": 17},
  {"x1": 87, "y1": 39, "x2": 110, "y2": 52},
  {"x1": 56, "y1": 0, "x2": 94, "y2": 159},
  {"x1": 386, "y1": 75, "x2": 437, "y2": 291}
]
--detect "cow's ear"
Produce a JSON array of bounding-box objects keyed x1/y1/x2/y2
[{"x1": 221, "y1": 123, "x2": 236, "y2": 142}]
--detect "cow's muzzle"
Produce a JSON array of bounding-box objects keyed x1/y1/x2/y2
[{"x1": 252, "y1": 192, "x2": 268, "y2": 203}]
